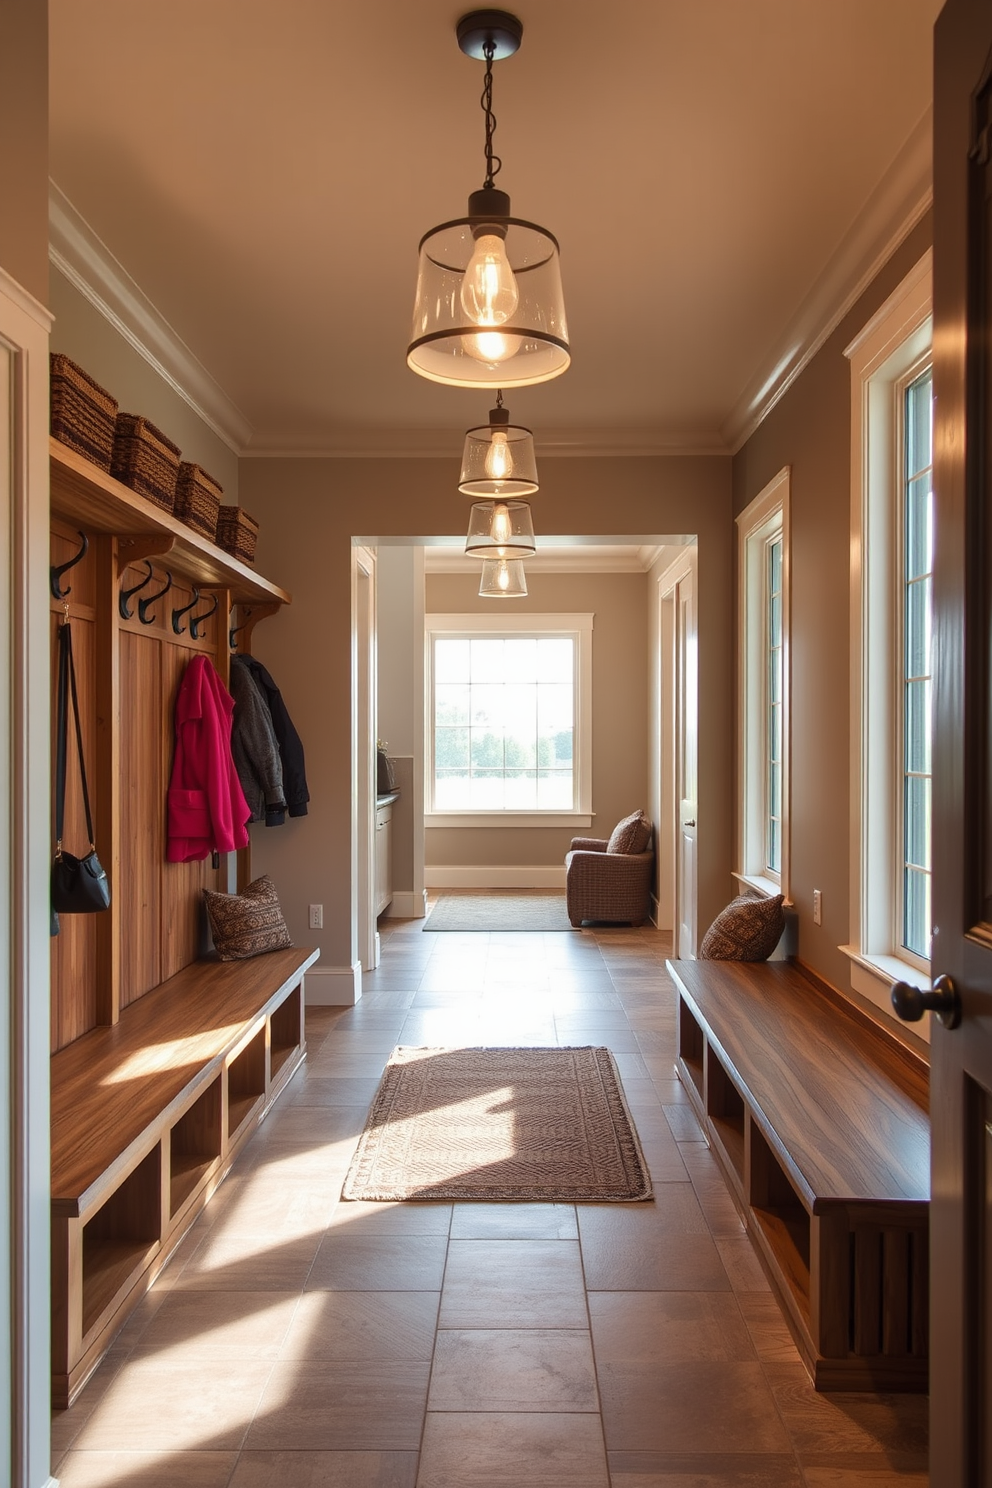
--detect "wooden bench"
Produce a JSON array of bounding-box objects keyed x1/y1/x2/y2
[
  {"x1": 669, "y1": 957, "x2": 929, "y2": 1392},
  {"x1": 50, "y1": 945, "x2": 319, "y2": 1408}
]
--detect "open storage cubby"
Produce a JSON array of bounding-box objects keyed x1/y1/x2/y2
[
  {"x1": 169, "y1": 1076, "x2": 223, "y2": 1219},
  {"x1": 706, "y1": 1046, "x2": 746, "y2": 1185},
  {"x1": 228, "y1": 1025, "x2": 267, "y2": 1137},
  {"x1": 748, "y1": 1119, "x2": 811, "y2": 1315},
  {"x1": 270, "y1": 983, "x2": 302, "y2": 1084},
  {"x1": 677, "y1": 996, "x2": 704, "y2": 1100},
  {"x1": 81, "y1": 1146, "x2": 161, "y2": 1338}
]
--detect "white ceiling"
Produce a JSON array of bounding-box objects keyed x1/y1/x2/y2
[{"x1": 48, "y1": 0, "x2": 940, "y2": 460}]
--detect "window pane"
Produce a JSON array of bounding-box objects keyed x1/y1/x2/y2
[
  {"x1": 905, "y1": 774, "x2": 930, "y2": 870},
  {"x1": 471, "y1": 638, "x2": 506, "y2": 683},
  {"x1": 504, "y1": 637, "x2": 538, "y2": 681},
  {"x1": 536, "y1": 638, "x2": 573, "y2": 683},
  {"x1": 435, "y1": 683, "x2": 469, "y2": 726},
  {"x1": 435, "y1": 771, "x2": 471, "y2": 809},
  {"x1": 435, "y1": 638, "x2": 470, "y2": 683},
  {"x1": 904, "y1": 868, "x2": 931, "y2": 959},
  {"x1": 904, "y1": 679, "x2": 931, "y2": 775},
  {"x1": 905, "y1": 576, "x2": 931, "y2": 679},
  {"x1": 472, "y1": 685, "x2": 505, "y2": 729},
  {"x1": 906, "y1": 370, "x2": 933, "y2": 479},
  {"x1": 905, "y1": 474, "x2": 933, "y2": 581},
  {"x1": 435, "y1": 727, "x2": 469, "y2": 769}
]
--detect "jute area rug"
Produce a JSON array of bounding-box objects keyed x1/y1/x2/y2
[
  {"x1": 342, "y1": 1045, "x2": 652, "y2": 1202},
  {"x1": 422, "y1": 892, "x2": 574, "y2": 933}
]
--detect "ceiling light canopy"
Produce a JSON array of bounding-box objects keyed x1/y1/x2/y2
[
  {"x1": 464, "y1": 498, "x2": 536, "y2": 558},
  {"x1": 479, "y1": 555, "x2": 528, "y2": 597},
  {"x1": 459, "y1": 392, "x2": 538, "y2": 497},
  {"x1": 407, "y1": 10, "x2": 570, "y2": 390}
]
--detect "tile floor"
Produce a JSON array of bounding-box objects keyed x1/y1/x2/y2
[{"x1": 51, "y1": 911, "x2": 929, "y2": 1487}]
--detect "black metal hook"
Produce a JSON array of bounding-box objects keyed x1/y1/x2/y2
[
  {"x1": 50, "y1": 531, "x2": 89, "y2": 600},
  {"x1": 138, "y1": 571, "x2": 173, "y2": 625},
  {"x1": 229, "y1": 615, "x2": 249, "y2": 651},
  {"x1": 172, "y1": 588, "x2": 200, "y2": 635},
  {"x1": 189, "y1": 592, "x2": 219, "y2": 641},
  {"x1": 118, "y1": 560, "x2": 154, "y2": 620}
]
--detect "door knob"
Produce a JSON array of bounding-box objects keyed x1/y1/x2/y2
[{"x1": 891, "y1": 973, "x2": 961, "y2": 1030}]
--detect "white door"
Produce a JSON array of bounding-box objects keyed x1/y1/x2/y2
[{"x1": 675, "y1": 563, "x2": 698, "y2": 957}]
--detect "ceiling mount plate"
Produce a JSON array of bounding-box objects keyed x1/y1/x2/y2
[{"x1": 456, "y1": 9, "x2": 523, "y2": 60}]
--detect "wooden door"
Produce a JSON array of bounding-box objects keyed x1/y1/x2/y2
[
  {"x1": 928, "y1": 5, "x2": 992, "y2": 1483},
  {"x1": 675, "y1": 563, "x2": 698, "y2": 958}
]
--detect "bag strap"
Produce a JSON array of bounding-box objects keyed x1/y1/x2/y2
[{"x1": 54, "y1": 621, "x2": 96, "y2": 855}]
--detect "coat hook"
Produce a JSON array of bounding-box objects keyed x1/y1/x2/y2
[
  {"x1": 172, "y1": 588, "x2": 200, "y2": 635},
  {"x1": 138, "y1": 571, "x2": 174, "y2": 625},
  {"x1": 229, "y1": 613, "x2": 249, "y2": 651},
  {"x1": 189, "y1": 592, "x2": 219, "y2": 641},
  {"x1": 50, "y1": 530, "x2": 89, "y2": 601},
  {"x1": 118, "y1": 560, "x2": 154, "y2": 619}
]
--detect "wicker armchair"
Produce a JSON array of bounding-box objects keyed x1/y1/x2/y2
[{"x1": 565, "y1": 833, "x2": 654, "y2": 927}]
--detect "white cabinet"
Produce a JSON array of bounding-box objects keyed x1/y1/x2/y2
[{"x1": 375, "y1": 795, "x2": 396, "y2": 917}]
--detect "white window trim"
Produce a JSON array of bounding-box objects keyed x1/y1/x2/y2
[
  {"x1": 736, "y1": 467, "x2": 791, "y2": 903},
  {"x1": 425, "y1": 611, "x2": 594, "y2": 828},
  {"x1": 841, "y1": 250, "x2": 932, "y2": 1024}
]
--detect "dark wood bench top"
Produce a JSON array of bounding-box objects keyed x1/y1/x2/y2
[
  {"x1": 668, "y1": 958, "x2": 929, "y2": 1211},
  {"x1": 51, "y1": 946, "x2": 318, "y2": 1216}
]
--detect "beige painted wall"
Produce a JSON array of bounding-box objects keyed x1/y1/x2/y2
[
  {"x1": 240, "y1": 454, "x2": 732, "y2": 973},
  {"x1": 732, "y1": 211, "x2": 933, "y2": 1003},
  {"x1": 425, "y1": 569, "x2": 650, "y2": 872},
  {"x1": 49, "y1": 270, "x2": 240, "y2": 495},
  {"x1": 0, "y1": 0, "x2": 48, "y2": 307}
]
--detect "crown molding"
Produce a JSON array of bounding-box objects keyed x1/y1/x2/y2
[
  {"x1": 48, "y1": 181, "x2": 253, "y2": 453},
  {"x1": 242, "y1": 426, "x2": 730, "y2": 459},
  {"x1": 722, "y1": 106, "x2": 933, "y2": 455}
]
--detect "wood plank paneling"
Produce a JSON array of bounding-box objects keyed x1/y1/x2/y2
[{"x1": 119, "y1": 628, "x2": 163, "y2": 1005}]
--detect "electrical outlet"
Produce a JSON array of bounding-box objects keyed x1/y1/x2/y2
[
  {"x1": 308, "y1": 903, "x2": 323, "y2": 930},
  {"x1": 813, "y1": 889, "x2": 822, "y2": 926}
]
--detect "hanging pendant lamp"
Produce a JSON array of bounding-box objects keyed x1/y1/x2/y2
[
  {"x1": 464, "y1": 498, "x2": 536, "y2": 557},
  {"x1": 459, "y1": 391, "x2": 539, "y2": 497},
  {"x1": 479, "y1": 555, "x2": 528, "y2": 597},
  {"x1": 407, "y1": 10, "x2": 570, "y2": 389}
]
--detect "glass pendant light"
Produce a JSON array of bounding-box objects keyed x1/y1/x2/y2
[
  {"x1": 459, "y1": 391, "x2": 538, "y2": 497},
  {"x1": 464, "y1": 498, "x2": 536, "y2": 557},
  {"x1": 407, "y1": 10, "x2": 570, "y2": 389},
  {"x1": 478, "y1": 556, "x2": 528, "y2": 597}
]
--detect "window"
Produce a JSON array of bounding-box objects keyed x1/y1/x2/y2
[
  {"x1": 425, "y1": 612, "x2": 593, "y2": 826},
  {"x1": 844, "y1": 251, "x2": 932, "y2": 1015},
  {"x1": 736, "y1": 468, "x2": 790, "y2": 899}
]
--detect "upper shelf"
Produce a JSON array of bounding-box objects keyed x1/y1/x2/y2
[{"x1": 49, "y1": 438, "x2": 291, "y2": 606}]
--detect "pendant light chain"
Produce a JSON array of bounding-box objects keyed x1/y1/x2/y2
[{"x1": 480, "y1": 40, "x2": 502, "y2": 188}]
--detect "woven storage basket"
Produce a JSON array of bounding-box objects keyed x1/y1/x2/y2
[
  {"x1": 175, "y1": 462, "x2": 223, "y2": 539},
  {"x1": 216, "y1": 506, "x2": 259, "y2": 564},
  {"x1": 50, "y1": 354, "x2": 119, "y2": 470},
  {"x1": 110, "y1": 414, "x2": 181, "y2": 511}
]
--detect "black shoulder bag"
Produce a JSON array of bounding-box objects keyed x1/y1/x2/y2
[{"x1": 51, "y1": 619, "x2": 111, "y2": 931}]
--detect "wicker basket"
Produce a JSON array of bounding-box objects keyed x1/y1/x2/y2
[
  {"x1": 110, "y1": 414, "x2": 181, "y2": 511},
  {"x1": 175, "y1": 462, "x2": 223, "y2": 540},
  {"x1": 50, "y1": 354, "x2": 119, "y2": 470},
  {"x1": 216, "y1": 506, "x2": 259, "y2": 565}
]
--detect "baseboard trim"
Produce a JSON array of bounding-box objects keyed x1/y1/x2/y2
[
  {"x1": 426, "y1": 865, "x2": 567, "y2": 889},
  {"x1": 304, "y1": 964, "x2": 362, "y2": 1006},
  {"x1": 385, "y1": 889, "x2": 429, "y2": 919}
]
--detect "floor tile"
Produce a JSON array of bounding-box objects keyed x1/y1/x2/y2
[
  {"x1": 598, "y1": 1360, "x2": 793, "y2": 1452},
  {"x1": 129, "y1": 1289, "x2": 300, "y2": 1360},
  {"x1": 450, "y1": 1202, "x2": 578, "y2": 1240},
  {"x1": 72, "y1": 1357, "x2": 275, "y2": 1450},
  {"x1": 416, "y1": 1411, "x2": 610, "y2": 1487},
  {"x1": 245, "y1": 1361, "x2": 430, "y2": 1450},
  {"x1": 281, "y1": 1076, "x2": 381, "y2": 1107},
  {"x1": 52, "y1": 1451, "x2": 240, "y2": 1487},
  {"x1": 799, "y1": 1454, "x2": 928, "y2": 1485},
  {"x1": 171, "y1": 1230, "x2": 323, "y2": 1291},
  {"x1": 428, "y1": 1328, "x2": 599, "y2": 1411},
  {"x1": 606, "y1": 1451, "x2": 803, "y2": 1486},
  {"x1": 306, "y1": 1231, "x2": 448, "y2": 1290},
  {"x1": 588, "y1": 1290, "x2": 755, "y2": 1363},
  {"x1": 327, "y1": 1199, "x2": 452, "y2": 1235},
  {"x1": 228, "y1": 1451, "x2": 420, "y2": 1487},
  {"x1": 735, "y1": 1290, "x2": 802, "y2": 1364},
  {"x1": 440, "y1": 1239, "x2": 588, "y2": 1327},
  {"x1": 279, "y1": 1290, "x2": 439, "y2": 1361},
  {"x1": 764, "y1": 1363, "x2": 929, "y2": 1456}
]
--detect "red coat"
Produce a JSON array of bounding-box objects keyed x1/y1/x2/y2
[{"x1": 166, "y1": 655, "x2": 250, "y2": 862}]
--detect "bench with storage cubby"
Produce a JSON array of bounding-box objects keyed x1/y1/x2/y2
[
  {"x1": 50, "y1": 946, "x2": 318, "y2": 1408},
  {"x1": 669, "y1": 956, "x2": 930, "y2": 1392}
]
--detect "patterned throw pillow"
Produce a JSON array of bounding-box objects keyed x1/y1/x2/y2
[
  {"x1": 607, "y1": 809, "x2": 652, "y2": 855},
  {"x1": 204, "y1": 874, "x2": 293, "y2": 960},
  {"x1": 699, "y1": 893, "x2": 785, "y2": 961}
]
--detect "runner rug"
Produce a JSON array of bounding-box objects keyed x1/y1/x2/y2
[
  {"x1": 422, "y1": 892, "x2": 574, "y2": 933},
  {"x1": 342, "y1": 1045, "x2": 652, "y2": 1202}
]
